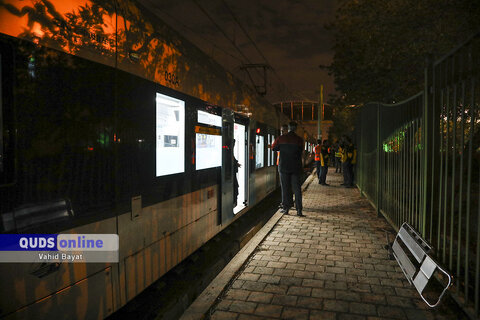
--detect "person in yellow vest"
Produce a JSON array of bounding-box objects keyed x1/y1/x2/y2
[
  {"x1": 334, "y1": 142, "x2": 342, "y2": 173},
  {"x1": 313, "y1": 140, "x2": 322, "y2": 183},
  {"x1": 319, "y1": 140, "x2": 330, "y2": 185}
]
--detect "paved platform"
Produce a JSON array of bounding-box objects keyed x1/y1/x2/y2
[{"x1": 182, "y1": 169, "x2": 463, "y2": 320}]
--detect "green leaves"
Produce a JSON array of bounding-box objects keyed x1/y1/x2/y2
[{"x1": 327, "y1": 0, "x2": 480, "y2": 105}]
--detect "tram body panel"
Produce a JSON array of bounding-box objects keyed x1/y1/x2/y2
[{"x1": 0, "y1": 1, "x2": 308, "y2": 318}]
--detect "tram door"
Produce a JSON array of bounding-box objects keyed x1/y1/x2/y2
[
  {"x1": 233, "y1": 123, "x2": 246, "y2": 214},
  {"x1": 220, "y1": 109, "x2": 234, "y2": 225}
]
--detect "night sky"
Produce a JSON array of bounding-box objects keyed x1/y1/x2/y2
[{"x1": 139, "y1": 0, "x2": 338, "y2": 104}]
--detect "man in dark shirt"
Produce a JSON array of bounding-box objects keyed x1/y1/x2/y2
[{"x1": 272, "y1": 121, "x2": 305, "y2": 216}]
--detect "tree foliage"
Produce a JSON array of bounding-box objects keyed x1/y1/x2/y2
[{"x1": 326, "y1": 0, "x2": 480, "y2": 105}]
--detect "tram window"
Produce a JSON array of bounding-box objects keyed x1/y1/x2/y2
[
  {"x1": 195, "y1": 110, "x2": 222, "y2": 170},
  {"x1": 267, "y1": 134, "x2": 271, "y2": 166},
  {"x1": 156, "y1": 93, "x2": 185, "y2": 177},
  {"x1": 196, "y1": 133, "x2": 222, "y2": 170},
  {"x1": 198, "y1": 110, "x2": 221, "y2": 127},
  {"x1": 271, "y1": 136, "x2": 275, "y2": 166},
  {"x1": 255, "y1": 135, "x2": 264, "y2": 169}
]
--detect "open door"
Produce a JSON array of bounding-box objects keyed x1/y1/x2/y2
[
  {"x1": 220, "y1": 109, "x2": 234, "y2": 224},
  {"x1": 233, "y1": 122, "x2": 246, "y2": 214}
]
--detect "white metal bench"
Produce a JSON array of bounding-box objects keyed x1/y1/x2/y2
[{"x1": 390, "y1": 222, "x2": 452, "y2": 307}]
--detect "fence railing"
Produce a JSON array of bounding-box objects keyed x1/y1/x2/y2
[{"x1": 356, "y1": 33, "x2": 480, "y2": 318}]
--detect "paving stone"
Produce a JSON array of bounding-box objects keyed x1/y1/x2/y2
[
  {"x1": 309, "y1": 310, "x2": 336, "y2": 320},
  {"x1": 247, "y1": 291, "x2": 274, "y2": 304},
  {"x1": 324, "y1": 281, "x2": 348, "y2": 290},
  {"x1": 279, "y1": 256, "x2": 298, "y2": 263},
  {"x1": 253, "y1": 303, "x2": 283, "y2": 318},
  {"x1": 297, "y1": 258, "x2": 317, "y2": 265},
  {"x1": 226, "y1": 289, "x2": 250, "y2": 300},
  {"x1": 313, "y1": 272, "x2": 336, "y2": 281},
  {"x1": 293, "y1": 270, "x2": 315, "y2": 279},
  {"x1": 263, "y1": 284, "x2": 289, "y2": 295},
  {"x1": 281, "y1": 307, "x2": 309, "y2": 320},
  {"x1": 386, "y1": 296, "x2": 414, "y2": 308},
  {"x1": 323, "y1": 299, "x2": 349, "y2": 312},
  {"x1": 370, "y1": 284, "x2": 395, "y2": 295},
  {"x1": 216, "y1": 299, "x2": 233, "y2": 311},
  {"x1": 238, "y1": 273, "x2": 261, "y2": 282},
  {"x1": 228, "y1": 300, "x2": 257, "y2": 314},
  {"x1": 267, "y1": 261, "x2": 288, "y2": 269},
  {"x1": 377, "y1": 305, "x2": 407, "y2": 319},
  {"x1": 360, "y1": 293, "x2": 386, "y2": 304},
  {"x1": 211, "y1": 310, "x2": 239, "y2": 320},
  {"x1": 338, "y1": 314, "x2": 367, "y2": 320},
  {"x1": 242, "y1": 280, "x2": 267, "y2": 291},
  {"x1": 302, "y1": 278, "x2": 325, "y2": 288},
  {"x1": 335, "y1": 274, "x2": 358, "y2": 282},
  {"x1": 290, "y1": 252, "x2": 309, "y2": 258},
  {"x1": 285, "y1": 263, "x2": 307, "y2": 271},
  {"x1": 258, "y1": 274, "x2": 281, "y2": 284},
  {"x1": 252, "y1": 266, "x2": 275, "y2": 275},
  {"x1": 249, "y1": 259, "x2": 269, "y2": 267},
  {"x1": 304, "y1": 264, "x2": 325, "y2": 272},
  {"x1": 311, "y1": 288, "x2": 336, "y2": 299},
  {"x1": 287, "y1": 286, "x2": 312, "y2": 297},
  {"x1": 232, "y1": 280, "x2": 246, "y2": 289},
  {"x1": 280, "y1": 276, "x2": 303, "y2": 286},
  {"x1": 273, "y1": 268, "x2": 295, "y2": 277},
  {"x1": 296, "y1": 296, "x2": 323, "y2": 310},
  {"x1": 237, "y1": 314, "x2": 268, "y2": 320},
  {"x1": 336, "y1": 290, "x2": 362, "y2": 302},
  {"x1": 349, "y1": 302, "x2": 377, "y2": 316},
  {"x1": 271, "y1": 294, "x2": 298, "y2": 307}
]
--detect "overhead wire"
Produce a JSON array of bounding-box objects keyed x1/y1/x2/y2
[
  {"x1": 192, "y1": 0, "x2": 254, "y2": 66},
  {"x1": 152, "y1": 7, "x2": 245, "y2": 64},
  {"x1": 220, "y1": 0, "x2": 301, "y2": 101}
]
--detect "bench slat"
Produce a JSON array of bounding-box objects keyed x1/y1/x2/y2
[
  {"x1": 398, "y1": 227, "x2": 425, "y2": 263},
  {"x1": 392, "y1": 240, "x2": 416, "y2": 280}
]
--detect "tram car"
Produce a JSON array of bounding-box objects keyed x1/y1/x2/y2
[{"x1": 0, "y1": 1, "x2": 314, "y2": 319}]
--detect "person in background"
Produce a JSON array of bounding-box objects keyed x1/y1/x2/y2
[
  {"x1": 314, "y1": 140, "x2": 322, "y2": 184},
  {"x1": 341, "y1": 136, "x2": 355, "y2": 187},
  {"x1": 272, "y1": 122, "x2": 305, "y2": 217},
  {"x1": 334, "y1": 141, "x2": 342, "y2": 173},
  {"x1": 319, "y1": 140, "x2": 330, "y2": 185},
  {"x1": 351, "y1": 142, "x2": 357, "y2": 186}
]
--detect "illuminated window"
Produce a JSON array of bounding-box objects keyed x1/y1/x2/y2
[
  {"x1": 156, "y1": 93, "x2": 185, "y2": 177},
  {"x1": 267, "y1": 134, "x2": 271, "y2": 166},
  {"x1": 198, "y1": 110, "x2": 222, "y2": 127},
  {"x1": 255, "y1": 135, "x2": 264, "y2": 169},
  {"x1": 196, "y1": 110, "x2": 222, "y2": 170},
  {"x1": 271, "y1": 136, "x2": 275, "y2": 165},
  {"x1": 196, "y1": 132, "x2": 222, "y2": 170}
]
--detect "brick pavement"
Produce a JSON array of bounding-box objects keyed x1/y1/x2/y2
[{"x1": 207, "y1": 169, "x2": 462, "y2": 320}]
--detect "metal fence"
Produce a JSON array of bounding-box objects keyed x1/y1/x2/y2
[{"x1": 356, "y1": 33, "x2": 480, "y2": 318}]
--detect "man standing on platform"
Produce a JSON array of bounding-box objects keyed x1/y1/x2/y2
[
  {"x1": 272, "y1": 122, "x2": 305, "y2": 217},
  {"x1": 276, "y1": 124, "x2": 290, "y2": 209}
]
